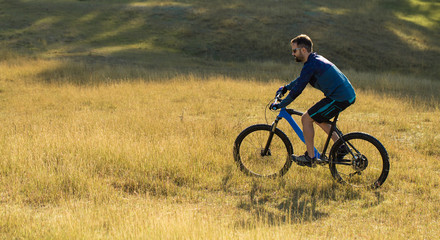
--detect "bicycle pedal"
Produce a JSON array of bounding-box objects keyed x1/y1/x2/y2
[{"x1": 315, "y1": 158, "x2": 327, "y2": 166}]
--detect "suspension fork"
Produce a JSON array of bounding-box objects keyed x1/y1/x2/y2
[{"x1": 261, "y1": 116, "x2": 282, "y2": 156}]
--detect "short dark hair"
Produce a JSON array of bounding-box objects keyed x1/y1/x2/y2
[{"x1": 291, "y1": 34, "x2": 313, "y2": 52}]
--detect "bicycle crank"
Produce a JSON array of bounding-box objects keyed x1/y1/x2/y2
[{"x1": 352, "y1": 154, "x2": 368, "y2": 171}]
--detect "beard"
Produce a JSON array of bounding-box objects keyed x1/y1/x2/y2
[
  {"x1": 295, "y1": 55, "x2": 303, "y2": 62},
  {"x1": 294, "y1": 52, "x2": 305, "y2": 62}
]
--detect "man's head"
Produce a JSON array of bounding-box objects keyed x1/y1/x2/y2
[{"x1": 291, "y1": 34, "x2": 313, "y2": 63}]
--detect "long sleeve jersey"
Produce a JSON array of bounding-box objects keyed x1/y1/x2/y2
[{"x1": 279, "y1": 53, "x2": 356, "y2": 108}]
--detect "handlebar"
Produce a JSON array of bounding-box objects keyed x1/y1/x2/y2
[
  {"x1": 274, "y1": 93, "x2": 283, "y2": 104},
  {"x1": 270, "y1": 93, "x2": 303, "y2": 116}
]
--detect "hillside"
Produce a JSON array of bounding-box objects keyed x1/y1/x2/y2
[{"x1": 1, "y1": 0, "x2": 439, "y2": 78}]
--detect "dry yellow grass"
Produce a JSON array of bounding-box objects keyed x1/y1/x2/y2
[{"x1": 1, "y1": 58, "x2": 439, "y2": 239}]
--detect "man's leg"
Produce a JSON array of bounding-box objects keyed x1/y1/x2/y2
[
  {"x1": 316, "y1": 122, "x2": 339, "y2": 142},
  {"x1": 302, "y1": 113, "x2": 339, "y2": 159},
  {"x1": 300, "y1": 97, "x2": 354, "y2": 163},
  {"x1": 303, "y1": 97, "x2": 335, "y2": 159},
  {"x1": 301, "y1": 112, "x2": 316, "y2": 158}
]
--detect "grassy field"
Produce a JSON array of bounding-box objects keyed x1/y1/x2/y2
[
  {"x1": 1, "y1": 57, "x2": 440, "y2": 239},
  {"x1": 1, "y1": 0, "x2": 440, "y2": 239}
]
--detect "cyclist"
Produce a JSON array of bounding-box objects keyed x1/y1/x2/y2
[{"x1": 270, "y1": 34, "x2": 356, "y2": 167}]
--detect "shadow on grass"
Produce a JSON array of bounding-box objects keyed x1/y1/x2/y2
[
  {"x1": 35, "y1": 50, "x2": 299, "y2": 85},
  {"x1": 34, "y1": 52, "x2": 439, "y2": 109},
  {"x1": 236, "y1": 188, "x2": 330, "y2": 226},
  {"x1": 233, "y1": 178, "x2": 384, "y2": 227}
]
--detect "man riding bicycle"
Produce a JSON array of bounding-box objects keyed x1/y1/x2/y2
[{"x1": 270, "y1": 34, "x2": 356, "y2": 167}]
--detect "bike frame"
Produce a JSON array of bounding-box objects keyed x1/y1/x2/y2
[{"x1": 263, "y1": 107, "x2": 346, "y2": 162}]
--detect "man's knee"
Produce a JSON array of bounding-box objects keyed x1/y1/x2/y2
[{"x1": 302, "y1": 112, "x2": 314, "y2": 124}]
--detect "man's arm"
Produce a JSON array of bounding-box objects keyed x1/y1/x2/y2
[{"x1": 278, "y1": 65, "x2": 314, "y2": 108}]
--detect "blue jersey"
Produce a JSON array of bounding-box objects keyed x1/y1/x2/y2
[{"x1": 280, "y1": 53, "x2": 356, "y2": 107}]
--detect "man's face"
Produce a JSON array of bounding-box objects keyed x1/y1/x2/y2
[{"x1": 291, "y1": 43, "x2": 304, "y2": 63}]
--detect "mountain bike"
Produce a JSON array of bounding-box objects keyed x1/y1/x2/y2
[{"x1": 233, "y1": 94, "x2": 390, "y2": 189}]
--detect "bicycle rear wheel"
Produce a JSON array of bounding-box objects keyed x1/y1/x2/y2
[
  {"x1": 329, "y1": 132, "x2": 390, "y2": 189},
  {"x1": 233, "y1": 124, "x2": 293, "y2": 178}
]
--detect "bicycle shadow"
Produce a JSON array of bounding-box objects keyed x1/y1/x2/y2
[
  {"x1": 234, "y1": 178, "x2": 381, "y2": 227},
  {"x1": 236, "y1": 194, "x2": 327, "y2": 226}
]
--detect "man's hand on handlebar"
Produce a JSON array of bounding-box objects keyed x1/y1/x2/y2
[
  {"x1": 270, "y1": 103, "x2": 280, "y2": 110},
  {"x1": 276, "y1": 86, "x2": 287, "y2": 97}
]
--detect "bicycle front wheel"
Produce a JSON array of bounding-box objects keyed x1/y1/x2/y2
[
  {"x1": 233, "y1": 124, "x2": 293, "y2": 178},
  {"x1": 329, "y1": 132, "x2": 390, "y2": 189}
]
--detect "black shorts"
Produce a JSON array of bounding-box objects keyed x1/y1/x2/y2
[{"x1": 308, "y1": 97, "x2": 355, "y2": 123}]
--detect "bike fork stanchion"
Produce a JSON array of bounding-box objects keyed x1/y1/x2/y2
[
  {"x1": 262, "y1": 117, "x2": 281, "y2": 156},
  {"x1": 279, "y1": 108, "x2": 320, "y2": 158}
]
